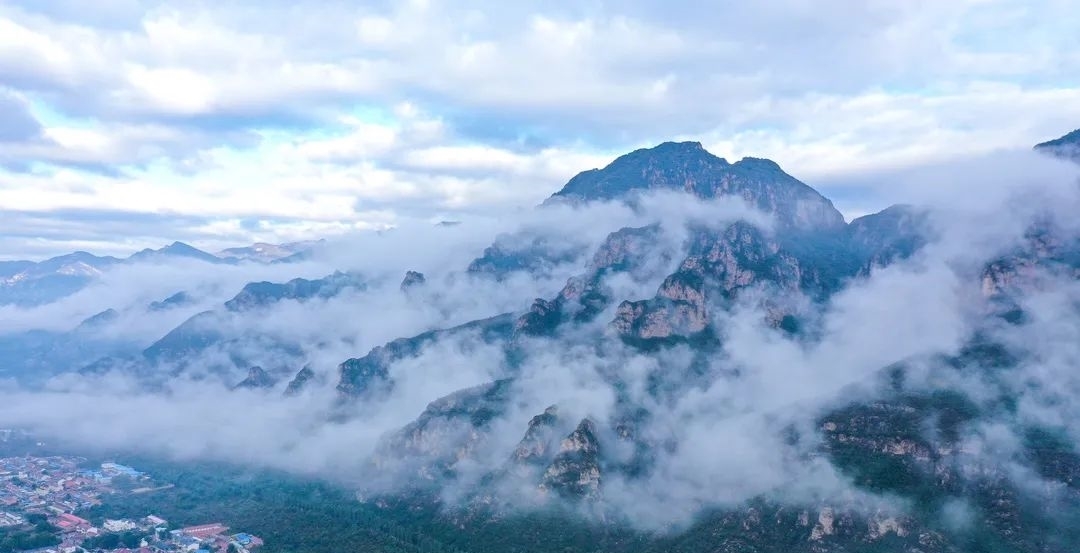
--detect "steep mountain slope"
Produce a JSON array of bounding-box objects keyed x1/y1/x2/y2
[
  {"x1": 846, "y1": 204, "x2": 931, "y2": 273},
  {"x1": 337, "y1": 143, "x2": 921, "y2": 396},
  {"x1": 315, "y1": 138, "x2": 1080, "y2": 552},
  {"x1": 125, "y1": 271, "x2": 368, "y2": 380},
  {"x1": 0, "y1": 291, "x2": 202, "y2": 384}
]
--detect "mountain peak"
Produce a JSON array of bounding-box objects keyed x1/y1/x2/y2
[
  {"x1": 650, "y1": 140, "x2": 708, "y2": 153},
  {"x1": 546, "y1": 141, "x2": 844, "y2": 230},
  {"x1": 547, "y1": 141, "x2": 726, "y2": 204},
  {"x1": 163, "y1": 241, "x2": 198, "y2": 253},
  {"x1": 129, "y1": 242, "x2": 221, "y2": 264}
]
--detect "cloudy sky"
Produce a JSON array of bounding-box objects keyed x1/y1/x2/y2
[{"x1": 1, "y1": 0, "x2": 1078, "y2": 260}]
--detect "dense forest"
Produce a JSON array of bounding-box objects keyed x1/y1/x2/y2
[{"x1": 80, "y1": 455, "x2": 652, "y2": 553}]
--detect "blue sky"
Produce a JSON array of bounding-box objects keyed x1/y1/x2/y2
[{"x1": 1, "y1": 0, "x2": 1079, "y2": 260}]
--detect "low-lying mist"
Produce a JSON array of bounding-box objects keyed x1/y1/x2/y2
[{"x1": 2, "y1": 150, "x2": 1080, "y2": 531}]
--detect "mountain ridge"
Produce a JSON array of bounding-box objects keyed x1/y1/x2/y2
[
  {"x1": 0, "y1": 239, "x2": 320, "y2": 307},
  {"x1": 1034, "y1": 128, "x2": 1080, "y2": 161}
]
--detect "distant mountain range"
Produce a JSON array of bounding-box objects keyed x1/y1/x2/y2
[
  {"x1": 216, "y1": 240, "x2": 324, "y2": 263},
  {"x1": 0, "y1": 240, "x2": 322, "y2": 307}
]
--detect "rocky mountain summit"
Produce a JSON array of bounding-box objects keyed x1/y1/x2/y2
[
  {"x1": 335, "y1": 142, "x2": 935, "y2": 397},
  {"x1": 316, "y1": 137, "x2": 1080, "y2": 551},
  {"x1": 547, "y1": 141, "x2": 846, "y2": 231}
]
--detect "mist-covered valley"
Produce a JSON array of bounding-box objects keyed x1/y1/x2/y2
[{"x1": 3, "y1": 133, "x2": 1080, "y2": 551}]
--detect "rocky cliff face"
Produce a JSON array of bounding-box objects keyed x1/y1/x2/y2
[
  {"x1": 980, "y1": 222, "x2": 1080, "y2": 301},
  {"x1": 340, "y1": 144, "x2": 936, "y2": 376},
  {"x1": 400, "y1": 270, "x2": 426, "y2": 292},
  {"x1": 372, "y1": 380, "x2": 514, "y2": 484},
  {"x1": 539, "y1": 418, "x2": 603, "y2": 500},
  {"x1": 817, "y1": 386, "x2": 1080, "y2": 552},
  {"x1": 513, "y1": 224, "x2": 668, "y2": 337},
  {"x1": 847, "y1": 204, "x2": 932, "y2": 274},
  {"x1": 510, "y1": 406, "x2": 561, "y2": 468},
  {"x1": 612, "y1": 222, "x2": 803, "y2": 343}
]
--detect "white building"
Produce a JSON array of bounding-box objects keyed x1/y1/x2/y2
[{"x1": 103, "y1": 519, "x2": 138, "y2": 532}]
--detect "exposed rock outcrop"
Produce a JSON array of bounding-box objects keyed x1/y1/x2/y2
[
  {"x1": 232, "y1": 366, "x2": 276, "y2": 390},
  {"x1": 400, "y1": 270, "x2": 426, "y2": 292},
  {"x1": 283, "y1": 366, "x2": 316, "y2": 397},
  {"x1": 539, "y1": 418, "x2": 602, "y2": 500},
  {"x1": 510, "y1": 406, "x2": 560, "y2": 468},
  {"x1": 374, "y1": 380, "x2": 514, "y2": 481},
  {"x1": 612, "y1": 222, "x2": 802, "y2": 343}
]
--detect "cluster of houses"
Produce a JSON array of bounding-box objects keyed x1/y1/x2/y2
[
  {"x1": 0, "y1": 456, "x2": 110, "y2": 516},
  {"x1": 167, "y1": 523, "x2": 264, "y2": 553},
  {"x1": 0, "y1": 456, "x2": 263, "y2": 553},
  {"x1": 37, "y1": 514, "x2": 262, "y2": 553}
]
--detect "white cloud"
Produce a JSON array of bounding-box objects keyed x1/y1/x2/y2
[
  {"x1": 0, "y1": 0, "x2": 1077, "y2": 258},
  {"x1": 3, "y1": 157, "x2": 1078, "y2": 528},
  {"x1": 125, "y1": 65, "x2": 218, "y2": 114}
]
